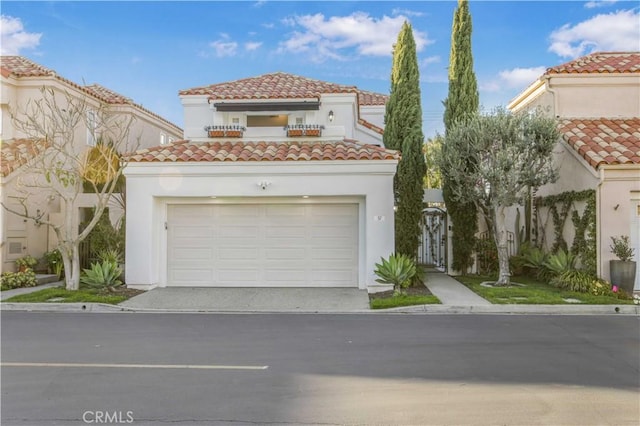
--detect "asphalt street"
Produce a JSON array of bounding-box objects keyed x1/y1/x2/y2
[{"x1": 1, "y1": 312, "x2": 639, "y2": 425}]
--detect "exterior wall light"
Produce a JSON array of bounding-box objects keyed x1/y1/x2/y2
[{"x1": 328, "y1": 110, "x2": 334, "y2": 122}]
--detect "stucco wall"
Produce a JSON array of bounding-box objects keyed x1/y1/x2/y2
[
  {"x1": 598, "y1": 166, "x2": 640, "y2": 290},
  {"x1": 124, "y1": 161, "x2": 397, "y2": 290}
]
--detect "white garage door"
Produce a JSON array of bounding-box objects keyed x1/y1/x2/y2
[{"x1": 167, "y1": 203, "x2": 358, "y2": 287}]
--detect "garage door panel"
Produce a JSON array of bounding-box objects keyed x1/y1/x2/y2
[
  {"x1": 265, "y1": 226, "x2": 306, "y2": 238},
  {"x1": 170, "y1": 268, "x2": 214, "y2": 285},
  {"x1": 219, "y1": 247, "x2": 259, "y2": 260},
  {"x1": 219, "y1": 226, "x2": 260, "y2": 238},
  {"x1": 264, "y1": 248, "x2": 306, "y2": 260},
  {"x1": 172, "y1": 248, "x2": 213, "y2": 260},
  {"x1": 168, "y1": 203, "x2": 358, "y2": 287},
  {"x1": 312, "y1": 248, "x2": 354, "y2": 260},
  {"x1": 217, "y1": 269, "x2": 259, "y2": 283}
]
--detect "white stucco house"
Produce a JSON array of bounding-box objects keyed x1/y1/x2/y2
[
  {"x1": 124, "y1": 72, "x2": 398, "y2": 291},
  {"x1": 508, "y1": 51, "x2": 640, "y2": 290},
  {"x1": 0, "y1": 56, "x2": 183, "y2": 272}
]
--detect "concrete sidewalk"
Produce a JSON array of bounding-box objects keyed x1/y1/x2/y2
[{"x1": 423, "y1": 270, "x2": 491, "y2": 306}]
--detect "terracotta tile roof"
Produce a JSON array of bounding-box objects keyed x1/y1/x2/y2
[
  {"x1": 1, "y1": 56, "x2": 55, "y2": 78},
  {"x1": 546, "y1": 52, "x2": 640, "y2": 75},
  {"x1": 357, "y1": 118, "x2": 384, "y2": 135},
  {"x1": 357, "y1": 90, "x2": 388, "y2": 106},
  {"x1": 179, "y1": 72, "x2": 388, "y2": 107},
  {"x1": 127, "y1": 140, "x2": 399, "y2": 163},
  {"x1": 1, "y1": 138, "x2": 48, "y2": 177},
  {"x1": 83, "y1": 84, "x2": 133, "y2": 105},
  {"x1": 1, "y1": 56, "x2": 182, "y2": 134},
  {"x1": 559, "y1": 118, "x2": 640, "y2": 169}
]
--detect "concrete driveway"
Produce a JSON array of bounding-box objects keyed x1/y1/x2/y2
[{"x1": 119, "y1": 287, "x2": 371, "y2": 312}]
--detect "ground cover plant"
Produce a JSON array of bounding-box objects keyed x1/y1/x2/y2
[
  {"x1": 2, "y1": 286, "x2": 142, "y2": 304},
  {"x1": 456, "y1": 274, "x2": 633, "y2": 305}
]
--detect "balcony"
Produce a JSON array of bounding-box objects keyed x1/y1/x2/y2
[
  {"x1": 284, "y1": 124, "x2": 325, "y2": 137},
  {"x1": 204, "y1": 125, "x2": 246, "y2": 138}
]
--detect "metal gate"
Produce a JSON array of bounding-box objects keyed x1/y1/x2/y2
[{"x1": 418, "y1": 207, "x2": 447, "y2": 271}]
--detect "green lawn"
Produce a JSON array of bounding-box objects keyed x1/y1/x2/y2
[
  {"x1": 456, "y1": 275, "x2": 634, "y2": 305},
  {"x1": 370, "y1": 294, "x2": 440, "y2": 309},
  {"x1": 2, "y1": 287, "x2": 130, "y2": 304}
]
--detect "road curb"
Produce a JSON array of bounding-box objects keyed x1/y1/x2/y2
[{"x1": 2, "y1": 302, "x2": 639, "y2": 315}]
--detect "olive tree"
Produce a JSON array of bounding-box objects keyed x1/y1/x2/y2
[
  {"x1": 2, "y1": 87, "x2": 138, "y2": 290},
  {"x1": 439, "y1": 108, "x2": 559, "y2": 285}
]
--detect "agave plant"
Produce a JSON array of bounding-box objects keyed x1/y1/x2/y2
[
  {"x1": 80, "y1": 261, "x2": 122, "y2": 291},
  {"x1": 374, "y1": 253, "x2": 417, "y2": 295},
  {"x1": 542, "y1": 249, "x2": 577, "y2": 277}
]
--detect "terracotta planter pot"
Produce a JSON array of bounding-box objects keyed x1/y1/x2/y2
[
  {"x1": 208, "y1": 130, "x2": 224, "y2": 138},
  {"x1": 226, "y1": 130, "x2": 242, "y2": 137},
  {"x1": 304, "y1": 129, "x2": 321, "y2": 136},
  {"x1": 287, "y1": 129, "x2": 303, "y2": 137},
  {"x1": 610, "y1": 260, "x2": 637, "y2": 294}
]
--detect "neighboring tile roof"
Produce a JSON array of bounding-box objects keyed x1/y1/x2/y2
[
  {"x1": 546, "y1": 52, "x2": 640, "y2": 75},
  {"x1": 179, "y1": 72, "x2": 388, "y2": 107},
  {"x1": 0, "y1": 56, "x2": 54, "y2": 78},
  {"x1": 127, "y1": 140, "x2": 399, "y2": 162},
  {"x1": 83, "y1": 84, "x2": 133, "y2": 105},
  {"x1": 0, "y1": 138, "x2": 48, "y2": 177},
  {"x1": 1, "y1": 56, "x2": 182, "y2": 134},
  {"x1": 559, "y1": 118, "x2": 640, "y2": 169}
]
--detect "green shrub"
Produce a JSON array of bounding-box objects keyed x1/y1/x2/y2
[
  {"x1": 543, "y1": 250, "x2": 576, "y2": 277},
  {"x1": 610, "y1": 235, "x2": 635, "y2": 261},
  {"x1": 96, "y1": 248, "x2": 123, "y2": 264},
  {"x1": 550, "y1": 269, "x2": 595, "y2": 292},
  {"x1": 374, "y1": 253, "x2": 417, "y2": 295},
  {"x1": 43, "y1": 249, "x2": 64, "y2": 279},
  {"x1": 80, "y1": 261, "x2": 122, "y2": 291},
  {"x1": 15, "y1": 255, "x2": 38, "y2": 271},
  {"x1": 1, "y1": 270, "x2": 37, "y2": 290}
]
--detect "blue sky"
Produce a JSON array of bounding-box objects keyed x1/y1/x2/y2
[{"x1": 2, "y1": 1, "x2": 639, "y2": 138}]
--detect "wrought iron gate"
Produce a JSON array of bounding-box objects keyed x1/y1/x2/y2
[{"x1": 418, "y1": 207, "x2": 448, "y2": 271}]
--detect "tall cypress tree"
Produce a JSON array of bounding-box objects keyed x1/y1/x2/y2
[
  {"x1": 384, "y1": 22, "x2": 426, "y2": 259},
  {"x1": 442, "y1": 0, "x2": 479, "y2": 273}
]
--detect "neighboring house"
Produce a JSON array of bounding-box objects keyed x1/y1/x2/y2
[
  {"x1": 508, "y1": 51, "x2": 640, "y2": 290},
  {"x1": 124, "y1": 72, "x2": 398, "y2": 291},
  {"x1": 0, "y1": 56, "x2": 183, "y2": 272}
]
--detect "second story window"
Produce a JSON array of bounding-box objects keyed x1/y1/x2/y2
[
  {"x1": 160, "y1": 133, "x2": 167, "y2": 145},
  {"x1": 295, "y1": 117, "x2": 304, "y2": 125},
  {"x1": 247, "y1": 115, "x2": 288, "y2": 127},
  {"x1": 86, "y1": 111, "x2": 97, "y2": 146}
]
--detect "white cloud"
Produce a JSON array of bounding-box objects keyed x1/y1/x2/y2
[
  {"x1": 498, "y1": 67, "x2": 546, "y2": 88},
  {"x1": 482, "y1": 66, "x2": 546, "y2": 92},
  {"x1": 245, "y1": 41, "x2": 263, "y2": 51},
  {"x1": 0, "y1": 15, "x2": 42, "y2": 55},
  {"x1": 209, "y1": 34, "x2": 238, "y2": 57},
  {"x1": 584, "y1": 0, "x2": 618, "y2": 9},
  {"x1": 262, "y1": 23, "x2": 275, "y2": 29},
  {"x1": 253, "y1": 0, "x2": 267, "y2": 7},
  {"x1": 278, "y1": 12, "x2": 431, "y2": 62},
  {"x1": 421, "y1": 55, "x2": 441, "y2": 67},
  {"x1": 548, "y1": 9, "x2": 640, "y2": 58},
  {"x1": 391, "y1": 8, "x2": 425, "y2": 18}
]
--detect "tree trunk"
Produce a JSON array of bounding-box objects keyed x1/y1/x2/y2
[
  {"x1": 493, "y1": 205, "x2": 511, "y2": 286},
  {"x1": 62, "y1": 244, "x2": 81, "y2": 290}
]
